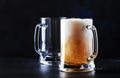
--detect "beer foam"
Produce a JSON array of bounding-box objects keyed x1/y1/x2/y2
[
  {"x1": 61, "y1": 18, "x2": 93, "y2": 40},
  {"x1": 61, "y1": 18, "x2": 93, "y2": 26}
]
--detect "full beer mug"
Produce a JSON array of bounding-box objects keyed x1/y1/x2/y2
[
  {"x1": 59, "y1": 18, "x2": 98, "y2": 72},
  {"x1": 34, "y1": 17, "x2": 60, "y2": 65}
]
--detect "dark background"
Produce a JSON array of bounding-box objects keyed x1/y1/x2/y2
[{"x1": 0, "y1": 0, "x2": 120, "y2": 59}]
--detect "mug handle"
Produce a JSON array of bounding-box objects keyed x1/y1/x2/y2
[
  {"x1": 34, "y1": 23, "x2": 48, "y2": 54},
  {"x1": 86, "y1": 25, "x2": 98, "y2": 62},
  {"x1": 34, "y1": 24, "x2": 41, "y2": 54}
]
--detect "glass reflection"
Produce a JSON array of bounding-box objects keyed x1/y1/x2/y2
[{"x1": 60, "y1": 71, "x2": 95, "y2": 78}]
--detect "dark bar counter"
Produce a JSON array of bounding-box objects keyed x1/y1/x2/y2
[{"x1": 0, "y1": 58, "x2": 120, "y2": 78}]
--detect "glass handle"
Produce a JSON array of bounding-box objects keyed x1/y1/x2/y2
[
  {"x1": 34, "y1": 24, "x2": 41, "y2": 54},
  {"x1": 34, "y1": 23, "x2": 48, "y2": 54},
  {"x1": 86, "y1": 25, "x2": 98, "y2": 62}
]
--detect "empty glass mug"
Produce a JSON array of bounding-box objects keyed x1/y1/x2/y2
[
  {"x1": 34, "y1": 17, "x2": 60, "y2": 65},
  {"x1": 59, "y1": 18, "x2": 98, "y2": 72}
]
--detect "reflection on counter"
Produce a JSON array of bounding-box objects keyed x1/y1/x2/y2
[{"x1": 59, "y1": 70, "x2": 95, "y2": 78}]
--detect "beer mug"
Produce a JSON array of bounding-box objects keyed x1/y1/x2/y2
[
  {"x1": 59, "y1": 18, "x2": 98, "y2": 72},
  {"x1": 34, "y1": 17, "x2": 60, "y2": 65}
]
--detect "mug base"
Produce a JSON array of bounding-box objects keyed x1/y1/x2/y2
[
  {"x1": 40, "y1": 60, "x2": 60, "y2": 65},
  {"x1": 59, "y1": 61, "x2": 95, "y2": 72},
  {"x1": 39, "y1": 52, "x2": 60, "y2": 65},
  {"x1": 59, "y1": 67, "x2": 94, "y2": 72}
]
